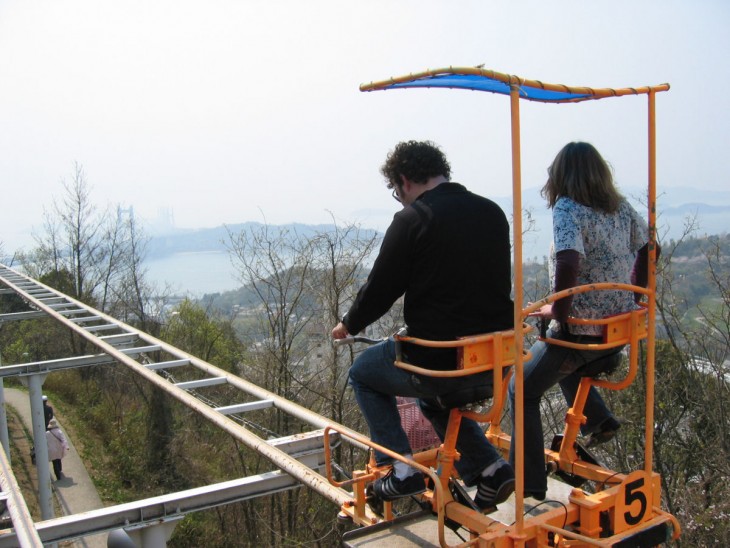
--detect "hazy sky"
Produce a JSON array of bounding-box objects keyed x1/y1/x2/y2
[{"x1": 1, "y1": 0, "x2": 728, "y2": 253}]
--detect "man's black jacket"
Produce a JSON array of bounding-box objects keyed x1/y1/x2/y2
[{"x1": 344, "y1": 182, "x2": 514, "y2": 370}]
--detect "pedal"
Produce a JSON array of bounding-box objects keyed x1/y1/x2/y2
[
  {"x1": 445, "y1": 479, "x2": 485, "y2": 531},
  {"x1": 550, "y1": 434, "x2": 604, "y2": 487},
  {"x1": 365, "y1": 483, "x2": 385, "y2": 517},
  {"x1": 449, "y1": 478, "x2": 482, "y2": 513},
  {"x1": 574, "y1": 439, "x2": 602, "y2": 467}
]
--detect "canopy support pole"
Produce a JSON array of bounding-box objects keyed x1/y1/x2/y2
[
  {"x1": 509, "y1": 83, "x2": 526, "y2": 544},
  {"x1": 645, "y1": 91, "x2": 657, "y2": 476}
]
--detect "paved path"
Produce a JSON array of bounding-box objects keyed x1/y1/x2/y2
[{"x1": 4, "y1": 388, "x2": 108, "y2": 548}]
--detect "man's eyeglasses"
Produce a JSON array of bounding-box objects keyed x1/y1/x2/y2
[{"x1": 390, "y1": 187, "x2": 402, "y2": 203}]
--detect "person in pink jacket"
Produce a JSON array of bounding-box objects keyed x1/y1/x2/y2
[{"x1": 46, "y1": 418, "x2": 69, "y2": 480}]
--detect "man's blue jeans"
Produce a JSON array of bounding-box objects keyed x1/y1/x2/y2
[
  {"x1": 508, "y1": 329, "x2": 622, "y2": 494},
  {"x1": 349, "y1": 338, "x2": 503, "y2": 486}
]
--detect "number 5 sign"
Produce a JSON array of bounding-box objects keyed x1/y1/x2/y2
[{"x1": 615, "y1": 470, "x2": 653, "y2": 533}]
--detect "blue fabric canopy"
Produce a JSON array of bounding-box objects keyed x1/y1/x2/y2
[
  {"x1": 369, "y1": 73, "x2": 591, "y2": 102},
  {"x1": 360, "y1": 68, "x2": 668, "y2": 103}
]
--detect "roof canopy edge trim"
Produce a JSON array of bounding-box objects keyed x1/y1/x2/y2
[{"x1": 359, "y1": 66, "x2": 670, "y2": 103}]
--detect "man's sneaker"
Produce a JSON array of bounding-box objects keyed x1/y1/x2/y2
[
  {"x1": 474, "y1": 463, "x2": 515, "y2": 511},
  {"x1": 371, "y1": 469, "x2": 426, "y2": 501}
]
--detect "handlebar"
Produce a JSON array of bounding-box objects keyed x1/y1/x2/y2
[{"x1": 332, "y1": 335, "x2": 386, "y2": 347}]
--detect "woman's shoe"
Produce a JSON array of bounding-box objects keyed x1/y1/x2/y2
[{"x1": 585, "y1": 417, "x2": 622, "y2": 447}]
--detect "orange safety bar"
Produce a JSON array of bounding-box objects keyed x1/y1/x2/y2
[
  {"x1": 391, "y1": 327, "x2": 530, "y2": 544},
  {"x1": 393, "y1": 325, "x2": 531, "y2": 424},
  {"x1": 522, "y1": 283, "x2": 655, "y2": 482}
]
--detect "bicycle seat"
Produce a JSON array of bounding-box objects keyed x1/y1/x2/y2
[
  {"x1": 576, "y1": 351, "x2": 622, "y2": 378},
  {"x1": 432, "y1": 378, "x2": 495, "y2": 409}
]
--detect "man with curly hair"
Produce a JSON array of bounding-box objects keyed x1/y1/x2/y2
[{"x1": 332, "y1": 140, "x2": 515, "y2": 510}]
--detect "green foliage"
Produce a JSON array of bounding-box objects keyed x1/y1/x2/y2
[
  {"x1": 0, "y1": 317, "x2": 70, "y2": 364},
  {"x1": 659, "y1": 233, "x2": 730, "y2": 338},
  {"x1": 0, "y1": 291, "x2": 29, "y2": 313},
  {"x1": 39, "y1": 268, "x2": 77, "y2": 298},
  {"x1": 168, "y1": 512, "x2": 213, "y2": 548},
  {"x1": 162, "y1": 299, "x2": 243, "y2": 371},
  {"x1": 199, "y1": 285, "x2": 261, "y2": 316},
  {"x1": 670, "y1": 233, "x2": 730, "y2": 258},
  {"x1": 107, "y1": 409, "x2": 151, "y2": 489}
]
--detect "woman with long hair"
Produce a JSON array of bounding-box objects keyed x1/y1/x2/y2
[{"x1": 509, "y1": 141, "x2": 654, "y2": 500}]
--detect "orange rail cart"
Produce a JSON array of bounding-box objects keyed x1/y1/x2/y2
[{"x1": 327, "y1": 67, "x2": 679, "y2": 547}]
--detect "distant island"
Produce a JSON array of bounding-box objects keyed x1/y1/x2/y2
[{"x1": 146, "y1": 222, "x2": 349, "y2": 259}]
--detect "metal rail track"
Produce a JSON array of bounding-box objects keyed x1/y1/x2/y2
[{"x1": 0, "y1": 263, "x2": 365, "y2": 545}]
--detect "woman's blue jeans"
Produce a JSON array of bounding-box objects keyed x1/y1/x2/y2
[
  {"x1": 348, "y1": 338, "x2": 503, "y2": 486},
  {"x1": 508, "y1": 329, "x2": 622, "y2": 494}
]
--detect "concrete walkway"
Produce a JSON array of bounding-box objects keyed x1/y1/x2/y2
[{"x1": 4, "y1": 388, "x2": 108, "y2": 548}]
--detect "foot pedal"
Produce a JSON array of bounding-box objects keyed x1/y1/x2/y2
[
  {"x1": 550, "y1": 435, "x2": 604, "y2": 487},
  {"x1": 444, "y1": 479, "x2": 485, "y2": 531},
  {"x1": 365, "y1": 483, "x2": 384, "y2": 517},
  {"x1": 449, "y1": 479, "x2": 481, "y2": 512}
]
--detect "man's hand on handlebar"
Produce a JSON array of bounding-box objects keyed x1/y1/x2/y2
[
  {"x1": 331, "y1": 324, "x2": 386, "y2": 347},
  {"x1": 331, "y1": 322, "x2": 350, "y2": 340}
]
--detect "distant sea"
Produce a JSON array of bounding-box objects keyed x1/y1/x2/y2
[
  {"x1": 144, "y1": 193, "x2": 729, "y2": 298},
  {"x1": 145, "y1": 250, "x2": 240, "y2": 297}
]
